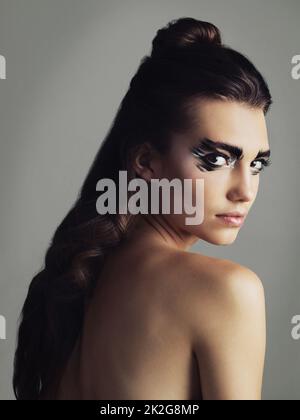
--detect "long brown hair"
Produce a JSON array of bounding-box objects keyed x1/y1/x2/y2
[{"x1": 13, "y1": 17, "x2": 272, "y2": 399}]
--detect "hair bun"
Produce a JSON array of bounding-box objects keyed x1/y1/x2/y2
[{"x1": 151, "y1": 17, "x2": 222, "y2": 58}]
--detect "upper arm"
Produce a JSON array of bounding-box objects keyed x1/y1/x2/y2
[{"x1": 190, "y1": 263, "x2": 266, "y2": 400}]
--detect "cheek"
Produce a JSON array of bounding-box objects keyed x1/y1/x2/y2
[
  {"x1": 202, "y1": 171, "x2": 227, "y2": 199},
  {"x1": 185, "y1": 168, "x2": 228, "y2": 211},
  {"x1": 160, "y1": 156, "x2": 229, "y2": 212},
  {"x1": 167, "y1": 161, "x2": 227, "y2": 205}
]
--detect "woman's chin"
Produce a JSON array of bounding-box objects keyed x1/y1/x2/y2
[{"x1": 200, "y1": 230, "x2": 239, "y2": 246}]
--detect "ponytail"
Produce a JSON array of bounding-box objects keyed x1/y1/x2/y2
[{"x1": 13, "y1": 199, "x2": 131, "y2": 399}]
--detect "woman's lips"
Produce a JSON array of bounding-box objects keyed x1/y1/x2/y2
[{"x1": 216, "y1": 215, "x2": 245, "y2": 227}]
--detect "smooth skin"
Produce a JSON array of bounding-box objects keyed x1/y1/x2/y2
[{"x1": 53, "y1": 98, "x2": 269, "y2": 400}]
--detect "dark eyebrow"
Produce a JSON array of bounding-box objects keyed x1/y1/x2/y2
[{"x1": 196, "y1": 137, "x2": 271, "y2": 160}]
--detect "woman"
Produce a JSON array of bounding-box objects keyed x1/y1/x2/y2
[{"x1": 13, "y1": 17, "x2": 272, "y2": 400}]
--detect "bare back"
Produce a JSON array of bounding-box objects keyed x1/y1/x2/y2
[{"x1": 53, "y1": 239, "x2": 209, "y2": 400}]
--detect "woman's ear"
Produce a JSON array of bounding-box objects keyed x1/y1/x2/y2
[{"x1": 131, "y1": 142, "x2": 163, "y2": 181}]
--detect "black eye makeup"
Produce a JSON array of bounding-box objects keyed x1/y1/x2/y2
[
  {"x1": 250, "y1": 158, "x2": 272, "y2": 175},
  {"x1": 190, "y1": 147, "x2": 236, "y2": 172},
  {"x1": 190, "y1": 137, "x2": 272, "y2": 175}
]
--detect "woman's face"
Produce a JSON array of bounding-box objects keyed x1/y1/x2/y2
[{"x1": 156, "y1": 98, "x2": 271, "y2": 246}]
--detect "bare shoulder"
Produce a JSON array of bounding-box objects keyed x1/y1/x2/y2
[
  {"x1": 177, "y1": 252, "x2": 266, "y2": 399},
  {"x1": 173, "y1": 251, "x2": 266, "y2": 339},
  {"x1": 183, "y1": 251, "x2": 264, "y2": 298}
]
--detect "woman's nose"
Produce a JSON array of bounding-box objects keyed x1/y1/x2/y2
[{"x1": 226, "y1": 165, "x2": 257, "y2": 203}]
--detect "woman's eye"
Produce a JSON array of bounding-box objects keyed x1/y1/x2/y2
[
  {"x1": 251, "y1": 160, "x2": 263, "y2": 171},
  {"x1": 251, "y1": 160, "x2": 267, "y2": 175},
  {"x1": 204, "y1": 153, "x2": 231, "y2": 167}
]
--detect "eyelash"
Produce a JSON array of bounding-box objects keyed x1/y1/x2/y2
[{"x1": 197, "y1": 152, "x2": 272, "y2": 175}]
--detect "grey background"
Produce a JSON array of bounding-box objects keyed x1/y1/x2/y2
[{"x1": 0, "y1": 0, "x2": 299, "y2": 400}]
